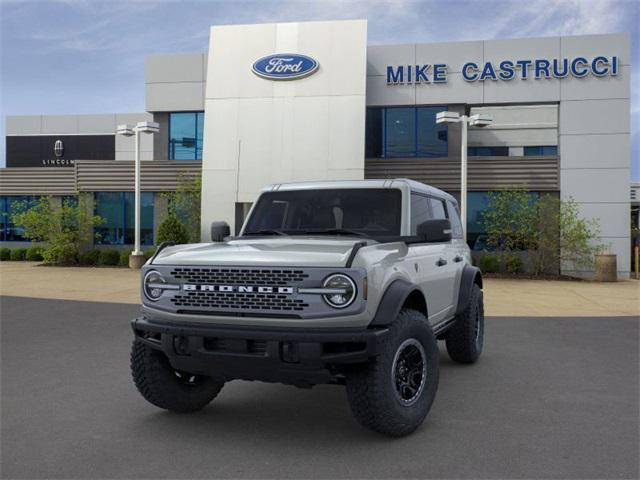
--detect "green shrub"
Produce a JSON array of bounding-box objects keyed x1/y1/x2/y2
[
  {"x1": 79, "y1": 249, "x2": 101, "y2": 265},
  {"x1": 505, "y1": 253, "x2": 524, "y2": 274},
  {"x1": 157, "y1": 214, "x2": 189, "y2": 245},
  {"x1": 42, "y1": 244, "x2": 78, "y2": 265},
  {"x1": 10, "y1": 248, "x2": 27, "y2": 261},
  {"x1": 0, "y1": 248, "x2": 10, "y2": 261},
  {"x1": 11, "y1": 196, "x2": 104, "y2": 265},
  {"x1": 119, "y1": 250, "x2": 130, "y2": 267},
  {"x1": 143, "y1": 248, "x2": 156, "y2": 260},
  {"x1": 479, "y1": 254, "x2": 499, "y2": 273},
  {"x1": 25, "y1": 246, "x2": 44, "y2": 261},
  {"x1": 98, "y1": 250, "x2": 120, "y2": 266}
]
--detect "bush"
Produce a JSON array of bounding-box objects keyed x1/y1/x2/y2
[
  {"x1": 119, "y1": 250, "x2": 130, "y2": 267},
  {"x1": 143, "y1": 248, "x2": 156, "y2": 260},
  {"x1": 0, "y1": 248, "x2": 10, "y2": 261},
  {"x1": 43, "y1": 244, "x2": 78, "y2": 265},
  {"x1": 505, "y1": 253, "x2": 524, "y2": 274},
  {"x1": 98, "y1": 250, "x2": 120, "y2": 266},
  {"x1": 157, "y1": 214, "x2": 189, "y2": 245},
  {"x1": 79, "y1": 249, "x2": 101, "y2": 266},
  {"x1": 479, "y1": 254, "x2": 499, "y2": 273},
  {"x1": 25, "y1": 246, "x2": 44, "y2": 261},
  {"x1": 10, "y1": 248, "x2": 27, "y2": 261}
]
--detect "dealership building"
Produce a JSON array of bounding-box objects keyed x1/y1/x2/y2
[{"x1": 0, "y1": 20, "x2": 632, "y2": 277}]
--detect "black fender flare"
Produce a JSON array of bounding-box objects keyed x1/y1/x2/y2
[
  {"x1": 369, "y1": 279, "x2": 425, "y2": 327},
  {"x1": 455, "y1": 265, "x2": 483, "y2": 316}
]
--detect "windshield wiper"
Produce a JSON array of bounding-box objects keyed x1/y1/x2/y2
[
  {"x1": 243, "y1": 229, "x2": 288, "y2": 236},
  {"x1": 302, "y1": 228, "x2": 370, "y2": 238}
]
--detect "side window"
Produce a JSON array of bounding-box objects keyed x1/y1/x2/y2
[
  {"x1": 410, "y1": 193, "x2": 431, "y2": 234},
  {"x1": 429, "y1": 198, "x2": 447, "y2": 220},
  {"x1": 446, "y1": 200, "x2": 464, "y2": 239}
]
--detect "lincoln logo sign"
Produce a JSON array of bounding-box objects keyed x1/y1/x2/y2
[
  {"x1": 386, "y1": 55, "x2": 620, "y2": 84},
  {"x1": 54, "y1": 139, "x2": 64, "y2": 158},
  {"x1": 183, "y1": 284, "x2": 295, "y2": 294},
  {"x1": 252, "y1": 53, "x2": 319, "y2": 80}
]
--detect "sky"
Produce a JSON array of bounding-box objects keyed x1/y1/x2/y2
[{"x1": 1, "y1": 0, "x2": 638, "y2": 178}]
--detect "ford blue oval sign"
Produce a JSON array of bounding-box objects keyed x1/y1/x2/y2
[{"x1": 252, "y1": 53, "x2": 319, "y2": 80}]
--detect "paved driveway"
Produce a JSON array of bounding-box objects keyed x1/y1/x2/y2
[{"x1": 1, "y1": 296, "x2": 638, "y2": 479}]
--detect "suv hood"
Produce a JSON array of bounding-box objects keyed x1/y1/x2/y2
[{"x1": 150, "y1": 237, "x2": 369, "y2": 267}]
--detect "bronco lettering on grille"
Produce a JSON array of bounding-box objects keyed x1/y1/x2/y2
[{"x1": 182, "y1": 284, "x2": 295, "y2": 294}]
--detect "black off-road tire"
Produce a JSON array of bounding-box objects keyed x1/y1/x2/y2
[
  {"x1": 445, "y1": 284, "x2": 484, "y2": 363},
  {"x1": 131, "y1": 340, "x2": 224, "y2": 413},
  {"x1": 345, "y1": 309, "x2": 439, "y2": 437}
]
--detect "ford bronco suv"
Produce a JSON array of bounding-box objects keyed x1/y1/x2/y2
[{"x1": 130, "y1": 179, "x2": 484, "y2": 436}]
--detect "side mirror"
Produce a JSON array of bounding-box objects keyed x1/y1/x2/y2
[
  {"x1": 210, "y1": 221, "x2": 230, "y2": 242},
  {"x1": 416, "y1": 219, "x2": 452, "y2": 243}
]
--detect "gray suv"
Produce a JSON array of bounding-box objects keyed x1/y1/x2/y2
[{"x1": 131, "y1": 179, "x2": 484, "y2": 436}]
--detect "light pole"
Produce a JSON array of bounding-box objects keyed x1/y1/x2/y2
[
  {"x1": 116, "y1": 121, "x2": 159, "y2": 268},
  {"x1": 436, "y1": 111, "x2": 492, "y2": 242}
]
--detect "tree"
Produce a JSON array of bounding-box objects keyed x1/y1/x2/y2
[
  {"x1": 480, "y1": 188, "x2": 537, "y2": 252},
  {"x1": 11, "y1": 196, "x2": 104, "y2": 265},
  {"x1": 163, "y1": 173, "x2": 201, "y2": 242},
  {"x1": 481, "y1": 189, "x2": 604, "y2": 276},
  {"x1": 157, "y1": 213, "x2": 189, "y2": 245}
]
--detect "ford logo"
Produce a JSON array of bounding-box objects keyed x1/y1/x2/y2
[{"x1": 252, "y1": 53, "x2": 319, "y2": 80}]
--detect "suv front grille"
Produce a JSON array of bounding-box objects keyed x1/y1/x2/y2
[
  {"x1": 170, "y1": 267, "x2": 309, "y2": 286},
  {"x1": 170, "y1": 291, "x2": 309, "y2": 312}
]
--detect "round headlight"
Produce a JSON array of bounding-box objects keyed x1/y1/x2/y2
[
  {"x1": 322, "y1": 274, "x2": 357, "y2": 309},
  {"x1": 143, "y1": 270, "x2": 165, "y2": 301}
]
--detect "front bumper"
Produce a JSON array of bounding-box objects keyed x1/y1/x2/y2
[{"x1": 131, "y1": 316, "x2": 388, "y2": 387}]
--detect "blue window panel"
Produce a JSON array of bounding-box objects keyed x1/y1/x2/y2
[
  {"x1": 196, "y1": 112, "x2": 205, "y2": 160},
  {"x1": 541, "y1": 145, "x2": 558, "y2": 156},
  {"x1": 0, "y1": 196, "x2": 39, "y2": 242},
  {"x1": 95, "y1": 192, "x2": 154, "y2": 245},
  {"x1": 416, "y1": 107, "x2": 448, "y2": 157},
  {"x1": 365, "y1": 108, "x2": 383, "y2": 158},
  {"x1": 124, "y1": 192, "x2": 154, "y2": 245},
  {"x1": 169, "y1": 112, "x2": 204, "y2": 160},
  {"x1": 95, "y1": 192, "x2": 124, "y2": 245},
  {"x1": 385, "y1": 108, "x2": 415, "y2": 157},
  {"x1": 524, "y1": 145, "x2": 558, "y2": 156},
  {"x1": 468, "y1": 146, "x2": 509, "y2": 156},
  {"x1": 365, "y1": 106, "x2": 448, "y2": 158}
]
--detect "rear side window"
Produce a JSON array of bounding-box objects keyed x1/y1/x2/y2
[
  {"x1": 446, "y1": 200, "x2": 463, "y2": 238},
  {"x1": 410, "y1": 194, "x2": 431, "y2": 234},
  {"x1": 429, "y1": 198, "x2": 447, "y2": 219}
]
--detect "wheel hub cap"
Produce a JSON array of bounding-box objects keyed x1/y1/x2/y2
[{"x1": 391, "y1": 338, "x2": 427, "y2": 406}]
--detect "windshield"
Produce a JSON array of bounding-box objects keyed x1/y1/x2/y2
[{"x1": 243, "y1": 188, "x2": 402, "y2": 238}]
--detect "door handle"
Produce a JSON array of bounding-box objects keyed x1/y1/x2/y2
[
  {"x1": 453, "y1": 255, "x2": 464, "y2": 263},
  {"x1": 436, "y1": 258, "x2": 447, "y2": 267}
]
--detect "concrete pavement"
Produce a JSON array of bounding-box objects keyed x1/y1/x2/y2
[
  {"x1": 1, "y1": 296, "x2": 638, "y2": 479},
  {"x1": 1, "y1": 262, "x2": 638, "y2": 316}
]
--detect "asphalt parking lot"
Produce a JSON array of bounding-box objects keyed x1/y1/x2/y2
[{"x1": 1, "y1": 296, "x2": 638, "y2": 479}]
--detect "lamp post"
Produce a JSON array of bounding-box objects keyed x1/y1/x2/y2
[
  {"x1": 436, "y1": 111, "x2": 492, "y2": 242},
  {"x1": 116, "y1": 121, "x2": 159, "y2": 268}
]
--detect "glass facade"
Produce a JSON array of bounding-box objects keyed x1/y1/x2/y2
[
  {"x1": 524, "y1": 145, "x2": 558, "y2": 156},
  {"x1": 0, "y1": 196, "x2": 39, "y2": 242},
  {"x1": 365, "y1": 106, "x2": 448, "y2": 158},
  {"x1": 95, "y1": 192, "x2": 154, "y2": 245},
  {"x1": 169, "y1": 112, "x2": 204, "y2": 160}
]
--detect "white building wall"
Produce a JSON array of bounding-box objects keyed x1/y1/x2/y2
[{"x1": 200, "y1": 20, "x2": 367, "y2": 235}]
